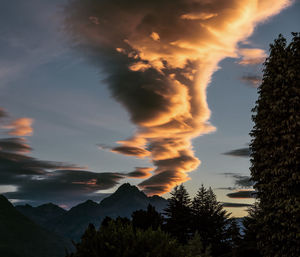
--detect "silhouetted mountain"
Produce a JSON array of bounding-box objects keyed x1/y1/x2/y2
[
  {"x1": 99, "y1": 183, "x2": 152, "y2": 215},
  {"x1": 0, "y1": 195, "x2": 72, "y2": 257},
  {"x1": 100, "y1": 183, "x2": 167, "y2": 213},
  {"x1": 16, "y1": 203, "x2": 66, "y2": 229},
  {"x1": 17, "y1": 183, "x2": 168, "y2": 241},
  {"x1": 51, "y1": 199, "x2": 102, "y2": 240}
]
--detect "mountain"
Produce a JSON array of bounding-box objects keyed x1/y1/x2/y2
[
  {"x1": 54, "y1": 183, "x2": 168, "y2": 241},
  {"x1": 51, "y1": 199, "x2": 103, "y2": 240},
  {"x1": 17, "y1": 183, "x2": 168, "y2": 241},
  {"x1": 0, "y1": 195, "x2": 73, "y2": 257},
  {"x1": 16, "y1": 203, "x2": 66, "y2": 229}
]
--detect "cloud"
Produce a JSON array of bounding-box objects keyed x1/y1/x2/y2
[
  {"x1": 127, "y1": 167, "x2": 153, "y2": 179},
  {"x1": 0, "y1": 146, "x2": 126, "y2": 205},
  {"x1": 222, "y1": 202, "x2": 253, "y2": 208},
  {"x1": 4, "y1": 170, "x2": 124, "y2": 206},
  {"x1": 6, "y1": 118, "x2": 34, "y2": 136},
  {"x1": 227, "y1": 190, "x2": 256, "y2": 199},
  {"x1": 138, "y1": 170, "x2": 189, "y2": 195},
  {"x1": 238, "y1": 48, "x2": 267, "y2": 66},
  {"x1": 64, "y1": 0, "x2": 292, "y2": 195},
  {"x1": 0, "y1": 137, "x2": 32, "y2": 153},
  {"x1": 111, "y1": 146, "x2": 150, "y2": 158},
  {"x1": 222, "y1": 173, "x2": 254, "y2": 188},
  {"x1": 223, "y1": 148, "x2": 250, "y2": 157},
  {"x1": 0, "y1": 108, "x2": 34, "y2": 136},
  {"x1": 241, "y1": 75, "x2": 262, "y2": 88},
  {"x1": 0, "y1": 108, "x2": 8, "y2": 119}
]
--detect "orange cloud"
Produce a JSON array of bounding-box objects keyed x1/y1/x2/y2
[
  {"x1": 8, "y1": 118, "x2": 34, "y2": 136},
  {"x1": 238, "y1": 48, "x2": 267, "y2": 65},
  {"x1": 65, "y1": 0, "x2": 292, "y2": 195},
  {"x1": 127, "y1": 167, "x2": 153, "y2": 179}
]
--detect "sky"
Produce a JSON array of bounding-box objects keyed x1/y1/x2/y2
[{"x1": 0, "y1": 0, "x2": 299, "y2": 217}]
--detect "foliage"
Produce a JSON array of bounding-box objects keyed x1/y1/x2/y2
[
  {"x1": 250, "y1": 33, "x2": 300, "y2": 257},
  {"x1": 164, "y1": 184, "x2": 192, "y2": 243},
  {"x1": 184, "y1": 232, "x2": 212, "y2": 257},
  {"x1": 237, "y1": 204, "x2": 262, "y2": 257},
  {"x1": 191, "y1": 185, "x2": 231, "y2": 256},
  {"x1": 67, "y1": 219, "x2": 187, "y2": 257},
  {"x1": 132, "y1": 204, "x2": 164, "y2": 230}
]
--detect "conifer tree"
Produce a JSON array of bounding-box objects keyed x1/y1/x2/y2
[
  {"x1": 132, "y1": 204, "x2": 163, "y2": 230},
  {"x1": 164, "y1": 184, "x2": 191, "y2": 243},
  {"x1": 250, "y1": 33, "x2": 300, "y2": 257},
  {"x1": 191, "y1": 185, "x2": 230, "y2": 256}
]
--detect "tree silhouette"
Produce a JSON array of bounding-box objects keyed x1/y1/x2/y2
[
  {"x1": 191, "y1": 185, "x2": 230, "y2": 256},
  {"x1": 164, "y1": 184, "x2": 192, "y2": 243},
  {"x1": 227, "y1": 219, "x2": 242, "y2": 257},
  {"x1": 250, "y1": 33, "x2": 300, "y2": 257},
  {"x1": 66, "y1": 218, "x2": 203, "y2": 257},
  {"x1": 237, "y1": 204, "x2": 262, "y2": 257},
  {"x1": 132, "y1": 204, "x2": 163, "y2": 230}
]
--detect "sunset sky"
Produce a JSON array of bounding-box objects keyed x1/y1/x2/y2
[{"x1": 0, "y1": 0, "x2": 299, "y2": 217}]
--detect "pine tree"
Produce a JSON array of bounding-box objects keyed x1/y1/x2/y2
[
  {"x1": 227, "y1": 219, "x2": 242, "y2": 257},
  {"x1": 67, "y1": 218, "x2": 186, "y2": 257},
  {"x1": 164, "y1": 184, "x2": 191, "y2": 243},
  {"x1": 191, "y1": 185, "x2": 230, "y2": 256},
  {"x1": 132, "y1": 204, "x2": 164, "y2": 230},
  {"x1": 184, "y1": 232, "x2": 212, "y2": 257},
  {"x1": 250, "y1": 33, "x2": 300, "y2": 257},
  {"x1": 238, "y1": 204, "x2": 262, "y2": 257}
]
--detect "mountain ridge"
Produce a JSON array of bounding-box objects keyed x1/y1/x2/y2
[
  {"x1": 0, "y1": 195, "x2": 73, "y2": 257},
  {"x1": 15, "y1": 183, "x2": 168, "y2": 241}
]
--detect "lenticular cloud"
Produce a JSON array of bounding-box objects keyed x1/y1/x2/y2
[{"x1": 64, "y1": 0, "x2": 292, "y2": 195}]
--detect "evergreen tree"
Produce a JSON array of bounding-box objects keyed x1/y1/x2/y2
[
  {"x1": 238, "y1": 204, "x2": 262, "y2": 257},
  {"x1": 184, "y1": 232, "x2": 212, "y2": 257},
  {"x1": 250, "y1": 33, "x2": 300, "y2": 257},
  {"x1": 132, "y1": 204, "x2": 164, "y2": 230},
  {"x1": 164, "y1": 184, "x2": 191, "y2": 243},
  {"x1": 191, "y1": 185, "x2": 230, "y2": 256},
  {"x1": 67, "y1": 218, "x2": 186, "y2": 257},
  {"x1": 227, "y1": 219, "x2": 242, "y2": 257}
]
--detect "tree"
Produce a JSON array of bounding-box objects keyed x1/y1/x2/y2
[
  {"x1": 164, "y1": 184, "x2": 191, "y2": 243},
  {"x1": 67, "y1": 218, "x2": 186, "y2": 257},
  {"x1": 227, "y1": 219, "x2": 242, "y2": 257},
  {"x1": 191, "y1": 185, "x2": 230, "y2": 256},
  {"x1": 249, "y1": 33, "x2": 300, "y2": 257},
  {"x1": 184, "y1": 232, "x2": 212, "y2": 257},
  {"x1": 132, "y1": 204, "x2": 164, "y2": 230},
  {"x1": 237, "y1": 204, "x2": 262, "y2": 257}
]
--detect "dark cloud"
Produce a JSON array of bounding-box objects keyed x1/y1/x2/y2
[
  {"x1": 0, "y1": 108, "x2": 8, "y2": 119},
  {"x1": 222, "y1": 173, "x2": 254, "y2": 188},
  {"x1": 111, "y1": 146, "x2": 150, "y2": 157},
  {"x1": 227, "y1": 190, "x2": 256, "y2": 199},
  {"x1": 222, "y1": 202, "x2": 253, "y2": 208},
  {"x1": 223, "y1": 147, "x2": 250, "y2": 157},
  {"x1": 241, "y1": 75, "x2": 262, "y2": 88},
  {"x1": 4, "y1": 169, "x2": 125, "y2": 206},
  {"x1": 216, "y1": 187, "x2": 236, "y2": 190},
  {"x1": 0, "y1": 135, "x2": 126, "y2": 206},
  {"x1": 0, "y1": 137, "x2": 32, "y2": 153}
]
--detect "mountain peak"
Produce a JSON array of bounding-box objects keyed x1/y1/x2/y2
[
  {"x1": 115, "y1": 183, "x2": 142, "y2": 195},
  {"x1": 99, "y1": 183, "x2": 147, "y2": 208}
]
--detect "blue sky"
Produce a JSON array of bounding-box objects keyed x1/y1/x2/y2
[{"x1": 0, "y1": 0, "x2": 299, "y2": 216}]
